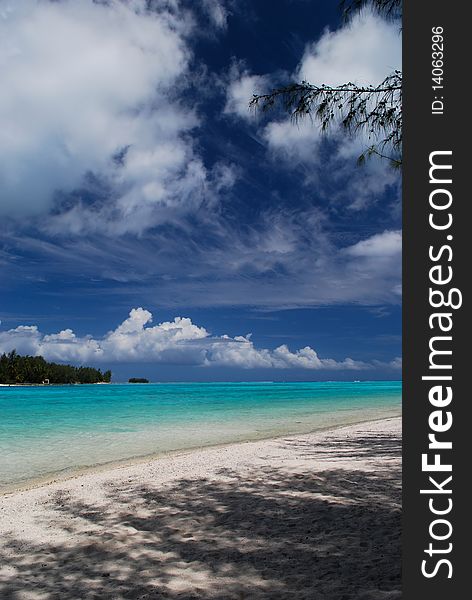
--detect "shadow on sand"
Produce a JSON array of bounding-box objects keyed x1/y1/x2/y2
[{"x1": 0, "y1": 432, "x2": 401, "y2": 600}]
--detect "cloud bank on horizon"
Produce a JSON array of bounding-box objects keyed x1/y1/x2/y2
[{"x1": 0, "y1": 308, "x2": 400, "y2": 371}]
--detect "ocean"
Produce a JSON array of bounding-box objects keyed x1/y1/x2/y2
[{"x1": 0, "y1": 381, "x2": 401, "y2": 489}]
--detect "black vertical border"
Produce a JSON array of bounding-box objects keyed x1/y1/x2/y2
[{"x1": 403, "y1": 1, "x2": 468, "y2": 598}]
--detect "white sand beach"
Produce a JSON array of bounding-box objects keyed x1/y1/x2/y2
[{"x1": 0, "y1": 417, "x2": 401, "y2": 599}]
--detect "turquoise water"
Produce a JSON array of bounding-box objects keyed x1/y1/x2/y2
[{"x1": 0, "y1": 381, "x2": 401, "y2": 489}]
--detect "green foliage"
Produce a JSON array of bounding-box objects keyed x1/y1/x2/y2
[
  {"x1": 128, "y1": 378, "x2": 149, "y2": 383},
  {"x1": 0, "y1": 350, "x2": 112, "y2": 385}
]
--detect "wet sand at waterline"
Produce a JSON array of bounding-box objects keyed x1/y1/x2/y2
[{"x1": 0, "y1": 417, "x2": 401, "y2": 599}]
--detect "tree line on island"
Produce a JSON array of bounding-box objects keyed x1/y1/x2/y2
[{"x1": 0, "y1": 351, "x2": 112, "y2": 385}]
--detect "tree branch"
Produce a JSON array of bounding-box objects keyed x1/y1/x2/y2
[{"x1": 250, "y1": 71, "x2": 402, "y2": 165}]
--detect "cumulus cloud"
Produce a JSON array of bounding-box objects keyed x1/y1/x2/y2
[
  {"x1": 0, "y1": 0, "x2": 234, "y2": 233},
  {"x1": 0, "y1": 308, "x2": 401, "y2": 370},
  {"x1": 0, "y1": 325, "x2": 103, "y2": 363},
  {"x1": 296, "y1": 11, "x2": 401, "y2": 87}
]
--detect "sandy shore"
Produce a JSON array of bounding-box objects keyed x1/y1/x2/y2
[{"x1": 0, "y1": 417, "x2": 401, "y2": 599}]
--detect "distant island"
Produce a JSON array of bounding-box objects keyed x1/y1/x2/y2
[
  {"x1": 128, "y1": 378, "x2": 149, "y2": 383},
  {"x1": 0, "y1": 350, "x2": 111, "y2": 385}
]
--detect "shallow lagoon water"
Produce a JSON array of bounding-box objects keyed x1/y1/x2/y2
[{"x1": 0, "y1": 381, "x2": 401, "y2": 488}]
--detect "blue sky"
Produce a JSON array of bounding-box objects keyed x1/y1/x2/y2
[{"x1": 0, "y1": 0, "x2": 402, "y2": 381}]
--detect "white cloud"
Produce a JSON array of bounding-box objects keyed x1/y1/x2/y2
[
  {"x1": 297, "y1": 11, "x2": 401, "y2": 87},
  {"x1": 263, "y1": 118, "x2": 321, "y2": 164},
  {"x1": 270, "y1": 345, "x2": 368, "y2": 371},
  {"x1": 0, "y1": 324, "x2": 103, "y2": 363},
  {"x1": 386, "y1": 356, "x2": 402, "y2": 370},
  {"x1": 0, "y1": 0, "x2": 234, "y2": 233},
  {"x1": 101, "y1": 308, "x2": 208, "y2": 361},
  {"x1": 345, "y1": 230, "x2": 401, "y2": 258},
  {"x1": 201, "y1": 0, "x2": 229, "y2": 30},
  {"x1": 225, "y1": 64, "x2": 269, "y2": 121},
  {"x1": 0, "y1": 308, "x2": 401, "y2": 370},
  {"x1": 343, "y1": 230, "x2": 402, "y2": 300}
]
